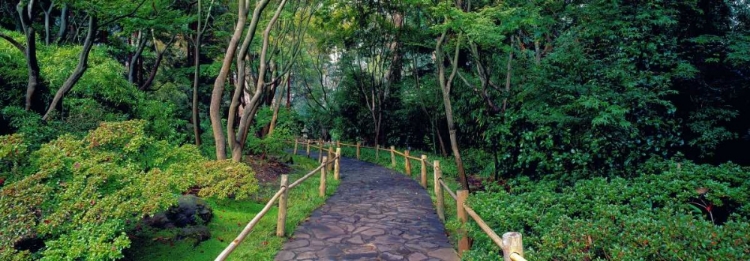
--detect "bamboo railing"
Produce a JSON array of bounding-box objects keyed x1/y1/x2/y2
[
  {"x1": 214, "y1": 148, "x2": 341, "y2": 261},
  {"x1": 308, "y1": 138, "x2": 527, "y2": 261}
]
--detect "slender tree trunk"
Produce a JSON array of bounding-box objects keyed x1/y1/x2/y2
[
  {"x1": 233, "y1": 0, "x2": 287, "y2": 162},
  {"x1": 286, "y1": 74, "x2": 291, "y2": 109},
  {"x1": 43, "y1": 2, "x2": 53, "y2": 45},
  {"x1": 436, "y1": 29, "x2": 470, "y2": 191},
  {"x1": 128, "y1": 31, "x2": 147, "y2": 84},
  {"x1": 210, "y1": 0, "x2": 249, "y2": 160},
  {"x1": 24, "y1": 28, "x2": 41, "y2": 112},
  {"x1": 139, "y1": 48, "x2": 166, "y2": 90},
  {"x1": 43, "y1": 16, "x2": 97, "y2": 121},
  {"x1": 503, "y1": 36, "x2": 514, "y2": 111},
  {"x1": 55, "y1": 4, "x2": 67, "y2": 44},
  {"x1": 268, "y1": 73, "x2": 289, "y2": 135},
  {"x1": 16, "y1": 1, "x2": 42, "y2": 112},
  {"x1": 139, "y1": 35, "x2": 175, "y2": 90},
  {"x1": 192, "y1": 0, "x2": 203, "y2": 146}
]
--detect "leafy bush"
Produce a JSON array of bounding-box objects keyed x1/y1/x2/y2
[
  {"x1": 463, "y1": 160, "x2": 750, "y2": 260},
  {"x1": 245, "y1": 107, "x2": 298, "y2": 157},
  {"x1": 0, "y1": 120, "x2": 258, "y2": 260}
]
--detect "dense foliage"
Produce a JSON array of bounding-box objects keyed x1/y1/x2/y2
[
  {"x1": 0, "y1": 121, "x2": 258, "y2": 260},
  {"x1": 465, "y1": 160, "x2": 750, "y2": 260},
  {"x1": 1, "y1": 0, "x2": 749, "y2": 260}
]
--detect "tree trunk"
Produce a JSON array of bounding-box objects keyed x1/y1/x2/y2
[
  {"x1": 139, "y1": 34, "x2": 175, "y2": 90},
  {"x1": 286, "y1": 74, "x2": 291, "y2": 109},
  {"x1": 43, "y1": 2, "x2": 53, "y2": 45},
  {"x1": 268, "y1": 73, "x2": 289, "y2": 135},
  {"x1": 16, "y1": 1, "x2": 43, "y2": 112},
  {"x1": 55, "y1": 4, "x2": 67, "y2": 44},
  {"x1": 192, "y1": 0, "x2": 203, "y2": 146},
  {"x1": 209, "y1": 0, "x2": 249, "y2": 160},
  {"x1": 24, "y1": 27, "x2": 41, "y2": 112},
  {"x1": 441, "y1": 90, "x2": 469, "y2": 190},
  {"x1": 232, "y1": 0, "x2": 287, "y2": 162},
  {"x1": 138, "y1": 48, "x2": 165, "y2": 90},
  {"x1": 436, "y1": 29, "x2": 470, "y2": 191},
  {"x1": 42, "y1": 16, "x2": 97, "y2": 121},
  {"x1": 128, "y1": 31, "x2": 147, "y2": 84}
]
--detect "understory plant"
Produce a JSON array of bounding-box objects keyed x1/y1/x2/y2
[
  {"x1": 0, "y1": 120, "x2": 258, "y2": 260},
  {"x1": 463, "y1": 160, "x2": 750, "y2": 260}
]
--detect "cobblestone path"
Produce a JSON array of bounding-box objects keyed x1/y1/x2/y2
[{"x1": 275, "y1": 153, "x2": 459, "y2": 261}]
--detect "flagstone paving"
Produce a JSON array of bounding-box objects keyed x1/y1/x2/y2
[{"x1": 275, "y1": 153, "x2": 459, "y2": 261}]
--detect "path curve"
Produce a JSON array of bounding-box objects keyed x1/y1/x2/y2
[{"x1": 275, "y1": 154, "x2": 459, "y2": 261}]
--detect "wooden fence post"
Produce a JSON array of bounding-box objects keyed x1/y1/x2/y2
[
  {"x1": 404, "y1": 150, "x2": 412, "y2": 176},
  {"x1": 327, "y1": 147, "x2": 333, "y2": 171},
  {"x1": 457, "y1": 190, "x2": 470, "y2": 256},
  {"x1": 434, "y1": 160, "x2": 445, "y2": 222},
  {"x1": 318, "y1": 140, "x2": 323, "y2": 163},
  {"x1": 319, "y1": 156, "x2": 327, "y2": 197},
  {"x1": 334, "y1": 148, "x2": 341, "y2": 180},
  {"x1": 337, "y1": 140, "x2": 340, "y2": 149},
  {"x1": 356, "y1": 142, "x2": 361, "y2": 160},
  {"x1": 390, "y1": 146, "x2": 396, "y2": 167},
  {"x1": 276, "y1": 174, "x2": 289, "y2": 237},
  {"x1": 420, "y1": 155, "x2": 427, "y2": 188},
  {"x1": 502, "y1": 232, "x2": 524, "y2": 261},
  {"x1": 375, "y1": 145, "x2": 380, "y2": 160},
  {"x1": 306, "y1": 139, "x2": 311, "y2": 157},
  {"x1": 293, "y1": 139, "x2": 298, "y2": 155}
]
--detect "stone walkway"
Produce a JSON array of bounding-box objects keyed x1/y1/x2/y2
[{"x1": 275, "y1": 152, "x2": 459, "y2": 261}]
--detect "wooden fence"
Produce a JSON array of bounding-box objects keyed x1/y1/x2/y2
[
  {"x1": 214, "y1": 143, "x2": 341, "y2": 261},
  {"x1": 295, "y1": 138, "x2": 527, "y2": 261}
]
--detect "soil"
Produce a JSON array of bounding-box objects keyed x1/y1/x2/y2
[{"x1": 243, "y1": 155, "x2": 293, "y2": 184}]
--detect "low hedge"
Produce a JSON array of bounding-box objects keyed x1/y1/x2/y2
[{"x1": 464, "y1": 160, "x2": 750, "y2": 260}]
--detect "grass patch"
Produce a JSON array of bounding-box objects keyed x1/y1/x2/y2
[{"x1": 123, "y1": 155, "x2": 339, "y2": 261}]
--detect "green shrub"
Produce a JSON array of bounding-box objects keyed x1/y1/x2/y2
[
  {"x1": 463, "y1": 160, "x2": 750, "y2": 260},
  {"x1": 0, "y1": 120, "x2": 258, "y2": 260}
]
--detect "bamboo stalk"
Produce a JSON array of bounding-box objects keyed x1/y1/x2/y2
[
  {"x1": 440, "y1": 180, "x2": 458, "y2": 200},
  {"x1": 289, "y1": 164, "x2": 324, "y2": 189},
  {"x1": 502, "y1": 232, "x2": 525, "y2": 261},
  {"x1": 306, "y1": 139, "x2": 310, "y2": 157},
  {"x1": 327, "y1": 146, "x2": 333, "y2": 171},
  {"x1": 457, "y1": 190, "x2": 470, "y2": 256},
  {"x1": 215, "y1": 188, "x2": 285, "y2": 261},
  {"x1": 405, "y1": 150, "x2": 412, "y2": 175},
  {"x1": 318, "y1": 140, "x2": 323, "y2": 163},
  {"x1": 420, "y1": 155, "x2": 427, "y2": 188},
  {"x1": 334, "y1": 148, "x2": 341, "y2": 180},
  {"x1": 293, "y1": 139, "x2": 298, "y2": 155},
  {"x1": 434, "y1": 160, "x2": 445, "y2": 222},
  {"x1": 463, "y1": 205, "x2": 503, "y2": 249},
  {"x1": 276, "y1": 174, "x2": 289, "y2": 237},
  {"x1": 356, "y1": 142, "x2": 361, "y2": 159},
  {"x1": 319, "y1": 156, "x2": 327, "y2": 197}
]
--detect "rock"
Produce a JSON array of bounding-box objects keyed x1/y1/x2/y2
[
  {"x1": 179, "y1": 226, "x2": 211, "y2": 246},
  {"x1": 144, "y1": 195, "x2": 213, "y2": 228}
]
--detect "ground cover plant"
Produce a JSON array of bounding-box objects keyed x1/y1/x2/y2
[
  {"x1": 0, "y1": 121, "x2": 258, "y2": 260},
  {"x1": 463, "y1": 160, "x2": 750, "y2": 260},
  {"x1": 123, "y1": 155, "x2": 339, "y2": 261}
]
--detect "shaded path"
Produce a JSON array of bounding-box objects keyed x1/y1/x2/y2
[{"x1": 275, "y1": 153, "x2": 459, "y2": 261}]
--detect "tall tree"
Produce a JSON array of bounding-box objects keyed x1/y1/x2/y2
[{"x1": 435, "y1": 27, "x2": 469, "y2": 190}]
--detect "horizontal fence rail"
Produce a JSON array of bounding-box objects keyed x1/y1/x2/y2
[
  {"x1": 310, "y1": 138, "x2": 528, "y2": 260},
  {"x1": 215, "y1": 146, "x2": 341, "y2": 261}
]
